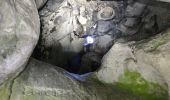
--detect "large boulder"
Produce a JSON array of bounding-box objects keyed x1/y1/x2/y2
[
  {"x1": 0, "y1": 58, "x2": 149, "y2": 100},
  {"x1": 0, "y1": 0, "x2": 40, "y2": 85},
  {"x1": 133, "y1": 28, "x2": 170, "y2": 96},
  {"x1": 96, "y1": 28, "x2": 170, "y2": 99}
]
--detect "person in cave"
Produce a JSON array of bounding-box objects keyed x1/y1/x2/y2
[
  {"x1": 43, "y1": 0, "x2": 158, "y2": 75},
  {"x1": 74, "y1": 0, "x2": 158, "y2": 74}
]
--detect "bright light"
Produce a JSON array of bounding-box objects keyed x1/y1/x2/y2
[{"x1": 86, "y1": 36, "x2": 94, "y2": 44}]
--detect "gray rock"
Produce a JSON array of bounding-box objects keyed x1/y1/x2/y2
[
  {"x1": 96, "y1": 42, "x2": 168, "y2": 100},
  {"x1": 0, "y1": 58, "x2": 149, "y2": 100},
  {"x1": 35, "y1": 0, "x2": 47, "y2": 9},
  {"x1": 96, "y1": 28, "x2": 170, "y2": 98},
  {"x1": 96, "y1": 20, "x2": 114, "y2": 33},
  {"x1": 125, "y1": 2, "x2": 146, "y2": 17},
  {"x1": 44, "y1": 0, "x2": 64, "y2": 11},
  {"x1": 93, "y1": 34, "x2": 114, "y2": 54},
  {"x1": 0, "y1": 0, "x2": 40, "y2": 85},
  {"x1": 97, "y1": 6, "x2": 115, "y2": 21},
  {"x1": 133, "y1": 28, "x2": 170, "y2": 97}
]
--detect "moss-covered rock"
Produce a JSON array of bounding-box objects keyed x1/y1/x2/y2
[
  {"x1": 96, "y1": 42, "x2": 169, "y2": 100},
  {"x1": 1, "y1": 58, "x2": 164, "y2": 100},
  {"x1": 0, "y1": 81, "x2": 13, "y2": 100},
  {"x1": 117, "y1": 69, "x2": 168, "y2": 100}
]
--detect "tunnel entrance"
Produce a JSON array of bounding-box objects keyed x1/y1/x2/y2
[
  {"x1": 33, "y1": 45, "x2": 103, "y2": 74},
  {"x1": 65, "y1": 51, "x2": 102, "y2": 74}
]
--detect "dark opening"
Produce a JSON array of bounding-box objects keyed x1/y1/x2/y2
[{"x1": 33, "y1": 41, "x2": 104, "y2": 75}]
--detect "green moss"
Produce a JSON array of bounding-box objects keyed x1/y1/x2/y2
[
  {"x1": 116, "y1": 69, "x2": 168, "y2": 100},
  {"x1": 0, "y1": 81, "x2": 13, "y2": 100},
  {"x1": 145, "y1": 38, "x2": 167, "y2": 52},
  {"x1": 134, "y1": 29, "x2": 170, "y2": 52}
]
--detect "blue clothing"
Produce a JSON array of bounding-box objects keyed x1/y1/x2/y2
[{"x1": 64, "y1": 71, "x2": 92, "y2": 82}]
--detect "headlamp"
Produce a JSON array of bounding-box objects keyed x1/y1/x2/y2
[{"x1": 84, "y1": 36, "x2": 94, "y2": 46}]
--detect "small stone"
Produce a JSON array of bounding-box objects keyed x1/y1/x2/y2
[{"x1": 97, "y1": 7, "x2": 115, "y2": 21}]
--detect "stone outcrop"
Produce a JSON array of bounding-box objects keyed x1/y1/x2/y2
[{"x1": 0, "y1": 0, "x2": 40, "y2": 85}]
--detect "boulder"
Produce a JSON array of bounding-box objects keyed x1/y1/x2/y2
[
  {"x1": 96, "y1": 28, "x2": 170, "y2": 99},
  {"x1": 0, "y1": 58, "x2": 148, "y2": 100},
  {"x1": 0, "y1": 0, "x2": 40, "y2": 85},
  {"x1": 133, "y1": 28, "x2": 170, "y2": 97}
]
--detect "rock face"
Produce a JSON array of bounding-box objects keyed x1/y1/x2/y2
[
  {"x1": 0, "y1": 0, "x2": 40, "y2": 85},
  {"x1": 0, "y1": 58, "x2": 150, "y2": 100},
  {"x1": 96, "y1": 28, "x2": 170, "y2": 99},
  {"x1": 133, "y1": 28, "x2": 170, "y2": 97}
]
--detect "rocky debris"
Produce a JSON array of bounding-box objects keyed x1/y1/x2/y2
[
  {"x1": 123, "y1": 0, "x2": 170, "y2": 41},
  {"x1": 0, "y1": 58, "x2": 150, "y2": 100},
  {"x1": 0, "y1": 0, "x2": 40, "y2": 85},
  {"x1": 120, "y1": 2, "x2": 147, "y2": 36},
  {"x1": 97, "y1": 6, "x2": 115, "y2": 21}
]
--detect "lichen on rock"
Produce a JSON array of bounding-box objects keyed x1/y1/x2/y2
[{"x1": 116, "y1": 69, "x2": 168, "y2": 100}]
